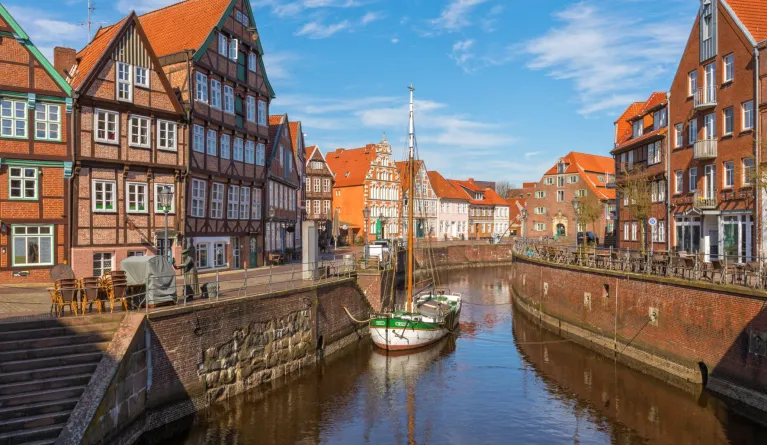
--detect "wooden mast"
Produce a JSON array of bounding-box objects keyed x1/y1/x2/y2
[{"x1": 406, "y1": 85, "x2": 415, "y2": 312}]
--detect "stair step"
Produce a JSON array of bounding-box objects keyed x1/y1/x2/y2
[
  {"x1": 0, "y1": 363, "x2": 99, "y2": 385},
  {"x1": 0, "y1": 314, "x2": 124, "y2": 333},
  {"x1": 0, "y1": 398, "x2": 80, "y2": 420},
  {"x1": 0, "y1": 342, "x2": 109, "y2": 363},
  {"x1": 0, "y1": 423, "x2": 64, "y2": 444},
  {"x1": 0, "y1": 410, "x2": 72, "y2": 434},
  {"x1": 0, "y1": 374, "x2": 92, "y2": 397},
  {"x1": 0, "y1": 386, "x2": 85, "y2": 409},
  {"x1": 0, "y1": 321, "x2": 121, "y2": 342},
  {"x1": 0, "y1": 352, "x2": 103, "y2": 374},
  {"x1": 0, "y1": 332, "x2": 114, "y2": 352}
]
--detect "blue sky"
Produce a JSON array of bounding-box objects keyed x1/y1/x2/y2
[{"x1": 4, "y1": 0, "x2": 698, "y2": 184}]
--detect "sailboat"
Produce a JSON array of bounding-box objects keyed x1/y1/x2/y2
[{"x1": 369, "y1": 86, "x2": 462, "y2": 351}]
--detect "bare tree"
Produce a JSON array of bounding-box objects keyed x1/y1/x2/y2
[
  {"x1": 495, "y1": 181, "x2": 515, "y2": 198},
  {"x1": 617, "y1": 165, "x2": 653, "y2": 252},
  {"x1": 578, "y1": 190, "x2": 603, "y2": 241}
]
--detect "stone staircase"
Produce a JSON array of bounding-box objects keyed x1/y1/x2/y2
[{"x1": 0, "y1": 315, "x2": 123, "y2": 445}]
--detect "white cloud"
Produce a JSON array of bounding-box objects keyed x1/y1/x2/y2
[
  {"x1": 360, "y1": 11, "x2": 384, "y2": 25},
  {"x1": 524, "y1": 151, "x2": 541, "y2": 158},
  {"x1": 391, "y1": 37, "x2": 400, "y2": 44},
  {"x1": 5, "y1": 6, "x2": 87, "y2": 61},
  {"x1": 295, "y1": 20, "x2": 351, "y2": 39},
  {"x1": 116, "y1": 0, "x2": 177, "y2": 14},
  {"x1": 430, "y1": 0, "x2": 489, "y2": 32},
  {"x1": 449, "y1": 39, "x2": 477, "y2": 73},
  {"x1": 253, "y1": 0, "x2": 363, "y2": 18},
  {"x1": 522, "y1": 2, "x2": 688, "y2": 115},
  {"x1": 262, "y1": 51, "x2": 296, "y2": 82}
]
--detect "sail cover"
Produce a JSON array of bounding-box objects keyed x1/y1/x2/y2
[{"x1": 120, "y1": 255, "x2": 177, "y2": 305}]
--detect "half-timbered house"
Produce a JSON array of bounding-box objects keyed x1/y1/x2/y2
[{"x1": 266, "y1": 114, "x2": 300, "y2": 255}]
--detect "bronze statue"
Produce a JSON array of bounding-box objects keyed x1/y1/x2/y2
[{"x1": 174, "y1": 246, "x2": 199, "y2": 300}]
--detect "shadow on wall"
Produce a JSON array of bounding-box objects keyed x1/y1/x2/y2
[{"x1": 511, "y1": 309, "x2": 767, "y2": 445}]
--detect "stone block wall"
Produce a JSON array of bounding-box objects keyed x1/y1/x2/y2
[{"x1": 412, "y1": 244, "x2": 514, "y2": 269}]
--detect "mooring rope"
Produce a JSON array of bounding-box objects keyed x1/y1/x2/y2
[{"x1": 344, "y1": 306, "x2": 376, "y2": 324}]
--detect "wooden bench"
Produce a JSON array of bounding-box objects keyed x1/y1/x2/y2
[{"x1": 268, "y1": 253, "x2": 284, "y2": 266}]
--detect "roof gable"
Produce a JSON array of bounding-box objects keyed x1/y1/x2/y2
[
  {"x1": 0, "y1": 4, "x2": 71, "y2": 95},
  {"x1": 305, "y1": 145, "x2": 335, "y2": 178},
  {"x1": 427, "y1": 171, "x2": 469, "y2": 201},
  {"x1": 325, "y1": 146, "x2": 377, "y2": 187}
]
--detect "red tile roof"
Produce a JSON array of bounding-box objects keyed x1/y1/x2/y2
[
  {"x1": 522, "y1": 182, "x2": 537, "y2": 189},
  {"x1": 288, "y1": 121, "x2": 301, "y2": 156},
  {"x1": 483, "y1": 188, "x2": 509, "y2": 206},
  {"x1": 612, "y1": 127, "x2": 668, "y2": 153},
  {"x1": 70, "y1": 17, "x2": 126, "y2": 89},
  {"x1": 268, "y1": 114, "x2": 284, "y2": 149},
  {"x1": 450, "y1": 178, "x2": 509, "y2": 206},
  {"x1": 727, "y1": 0, "x2": 767, "y2": 43},
  {"x1": 131, "y1": 0, "x2": 232, "y2": 58},
  {"x1": 542, "y1": 152, "x2": 615, "y2": 200},
  {"x1": 305, "y1": 145, "x2": 317, "y2": 161},
  {"x1": 614, "y1": 102, "x2": 644, "y2": 145},
  {"x1": 325, "y1": 146, "x2": 377, "y2": 187},
  {"x1": 637, "y1": 92, "x2": 667, "y2": 117},
  {"x1": 427, "y1": 171, "x2": 469, "y2": 201}
]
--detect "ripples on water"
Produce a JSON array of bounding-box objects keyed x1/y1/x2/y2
[{"x1": 147, "y1": 266, "x2": 767, "y2": 445}]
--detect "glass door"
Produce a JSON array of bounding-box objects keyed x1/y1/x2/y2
[
  {"x1": 704, "y1": 164, "x2": 716, "y2": 200},
  {"x1": 704, "y1": 113, "x2": 716, "y2": 139},
  {"x1": 704, "y1": 62, "x2": 716, "y2": 102},
  {"x1": 249, "y1": 236, "x2": 258, "y2": 268},
  {"x1": 232, "y1": 238, "x2": 241, "y2": 269}
]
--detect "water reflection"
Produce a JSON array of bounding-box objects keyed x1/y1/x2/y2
[{"x1": 152, "y1": 266, "x2": 767, "y2": 445}]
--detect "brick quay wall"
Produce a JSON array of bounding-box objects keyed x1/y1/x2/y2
[{"x1": 511, "y1": 253, "x2": 767, "y2": 415}]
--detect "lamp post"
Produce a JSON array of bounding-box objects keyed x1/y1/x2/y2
[
  {"x1": 572, "y1": 197, "x2": 580, "y2": 248},
  {"x1": 362, "y1": 206, "x2": 370, "y2": 265},
  {"x1": 268, "y1": 206, "x2": 276, "y2": 254},
  {"x1": 158, "y1": 186, "x2": 174, "y2": 262}
]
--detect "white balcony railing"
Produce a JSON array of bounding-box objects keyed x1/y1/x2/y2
[
  {"x1": 694, "y1": 190, "x2": 717, "y2": 209},
  {"x1": 693, "y1": 86, "x2": 717, "y2": 109},
  {"x1": 693, "y1": 138, "x2": 717, "y2": 159}
]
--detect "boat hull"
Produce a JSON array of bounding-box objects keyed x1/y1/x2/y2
[{"x1": 370, "y1": 325, "x2": 448, "y2": 351}]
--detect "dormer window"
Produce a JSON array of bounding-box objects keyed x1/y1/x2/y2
[
  {"x1": 702, "y1": 1, "x2": 713, "y2": 40},
  {"x1": 700, "y1": 0, "x2": 716, "y2": 61},
  {"x1": 557, "y1": 161, "x2": 566, "y2": 174},
  {"x1": 653, "y1": 108, "x2": 667, "y2": 129},
  {"x1": 632, "y1": 120, "x2": 643, "y2": 138}
]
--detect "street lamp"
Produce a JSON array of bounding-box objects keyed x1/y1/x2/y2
[
  {"x1": 158, "y1": 186, "x2": 174, "y2": 261},
  {"x1": 572, "y1": 198, "x2": 580, "y2": 247},
  {"x1": 362, "y1": 206, "x2": 370, "y2": 265}
]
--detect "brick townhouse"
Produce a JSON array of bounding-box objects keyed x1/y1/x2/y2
[
  {"x1": 525, "y1": 152, "x2": 615, "y2": 241},
  {"x1": 0, "y1": 5, "x2": 73, "y2": 283},
  {"x1": 305, "y1": 145, "x2": 335, "y2": 243},
  {"x1": 427, "y1": 170, "x2": 469, "y2": 240},
  {"x1": 668, "y1": 0, "x2": 767, "y2": 262},
  {"x1": 326, "y1": 135, "x2": 401, "y2": 244},
  {"x1": 63, "y1": 13, "x2": 187, "y2": 278},
  {"x1": 397, "y1": 160, "x2": 438, "y2": 239},
  {"x1": 288, "y1": 121, "x2": 306, "y2": 249},
  {"x1": 114, "y1": 0, "x2": 276, "y2": 270},
  {"x1": 452, "y1": 179, "x2": 509, "y2": 240},
  {"x1": 612, "y1": 92, "x2": 669, "y2": 250},
  {"x1": 265, "y1": 114, "x2": 300, "y2": 255}
]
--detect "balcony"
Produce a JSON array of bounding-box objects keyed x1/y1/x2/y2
[
  {"x1": 694, "y1": 190, "x2": 717, "y2": 209},
  {"x1": 693, "y1": 138, "x2": 717, "y2": 159},
  {"x1": 693, "y1": 86, "x2": 716, "y2": 109}
]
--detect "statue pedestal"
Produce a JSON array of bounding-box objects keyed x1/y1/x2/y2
[{"x1": 302, "y1": 221, "x2": 319, "y2": 280}]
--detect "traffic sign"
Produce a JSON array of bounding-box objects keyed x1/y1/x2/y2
[{"x1": 648, "y1": 217, "x2": 658, "y2": 226}]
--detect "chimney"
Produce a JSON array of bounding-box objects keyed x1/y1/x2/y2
[
  {"x1": 54, "y1": 47, "x2": 77, "y2": 78},
  {"x1": 468, "y1": 178, "x2": 475, "y2": 183}
]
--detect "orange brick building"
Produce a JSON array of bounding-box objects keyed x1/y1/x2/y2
[
  {"x1": 63, "y1": 13, "x2": 188, "y2": 278},
  {"x1": 0, "y1": 5, "x2": 73, "y2": 283},
  {"x1": 326, "y1": 134, "x2": 401, "y2": 244}
]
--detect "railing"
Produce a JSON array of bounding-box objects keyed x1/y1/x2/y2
[
  {"x1": 693, "y1": 139, "x2": 717, "y2": 159},
  {"x1": 694, "y1": 190, "x2": 717, "y2": 209},
  {"x1": 693, "y1": 86, "x2": 717, "y2": 109},
  {"x1": 513, "y1": 238, "x2": 767, "y2": 290}
]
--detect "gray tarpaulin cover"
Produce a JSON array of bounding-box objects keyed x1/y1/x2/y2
[{"x1": 120, "y1": 256, "x2": 177, "y2": 305}]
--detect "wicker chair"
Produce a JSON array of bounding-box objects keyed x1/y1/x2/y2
[
  {"x1": 104, "y1": 270, "x2": 129, "y2": 312},
  {"x1": 80, "y1": 276, "x2": 103, "y2": 313},
  {"x1": 51, "y1": 278, "x2": 79, "y2": 316}
]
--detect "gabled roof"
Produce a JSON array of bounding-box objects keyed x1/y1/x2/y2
[
  {"x1": 726, "y1": 0, "x2": 767, "y2": 43},
  {"x1": 0, "y1": 4, "x2": 71, "y2": 95},
  {"x1": 99, "y1": 0, "x2": 275, "y2": 97},
  {"x1": 614, "y1": 102, "x2": 644, "y2": 145},
  {"x1": 450, "y1": 178, "x2": 506, "y2": 206},
  {"x1": 483, "y1": 188, "x2": 509, "y2": 206},
  {"x1": 522, "y1": 182, "x2": 537, "y2": 189},
  {"x1": 427, "y1": 171, "x2": 469, "y2": 201},
  {"x1": 68, "y1": 13, "x2": 184, "y2": 115},
  {"x1": 395, "y1": 160, "x2": 426, "y2": 193},
  {"x1": 325, "y1": 146, "x2": 377, "y2": 187},
  {"x1": 636, "y1": 92, "x2": 667, "y2": 117},
  {"x1": 305, "y1": 145, "x2": 335, "y2": 178},
  {"x1": 288, "y1": 122, "x2": 302, "y2": 157},
  {"x1": 305, "y1": 145, "x2": 316, "y2": 160},
  {"x1": 542, "y1": 152, "x2": 615, "y2": 201},
  {"x1": 612, "y1": 127, "x2": 668, "y2": 154},
  {"x1": 612, "y1": 92, "x2": 668, "y2": 153}
]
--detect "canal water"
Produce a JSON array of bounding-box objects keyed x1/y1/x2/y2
[{"x1": 152, "y1": 266, "x2": 767, "y2": 444}]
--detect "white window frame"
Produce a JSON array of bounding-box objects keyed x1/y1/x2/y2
[
  {"x1": 248, "y1": 52, "x2": 257, "y2": 72},
  {"x1": 190, "y1": 179, "x2": 206, "y2": 218},
  {"x1": 193, "y1": 124, "x2": 205, "y2": 153},
  {"x1": 674, "y1": 123, "x2": 683, "y2": 148},
  {"x1": 210, "y1": 79, "x2": 222, "y2": 110},
  {"x1": 1, "y1": 98, "x2": 28, "y2": 139},
  {"x1": 154, "y1": 183, "x2": 175, "y2": 214},
  {"x1": 723, "y1": 161, "x2": 734, "y2": 189},
  {"x1": 93, "y1": 252, "x2": 113, "y2": 277},
  {"x1": 688, "y1": 70, "x2": 697, "y2": 96},
  {"x1": 245, "y1": 140, "x2": 255, "y2": 164},
  {"x1": 213, "y1": 242, "x2": 226, "y2": 268},
  {"x1": 207, "y1": 129, "x2": 217, "y2": 156},
  {"x1": 128, "y1": 115, "x2": 150, "y2": 148},
  {"x1": 240, "y1": 187, "x2": 251, "y2": 220},
  {"x1": 135, "y1": 66, "x2": 149, "y2": 88},
  {"x1": 689, "y1": 167, "x2": 698, "y2": 192},
  {"x1": 94, "y1": 109, "x2": 119, "y2": 144},
  {"x1": 256, "y1": 143, "x2": 265, "y2": 166},
  {"x1": 224, "y1": 85, "x2": 234, "y2": 114},
  {"x1": 218, "y1": 34, "x2": 228, "y2": 56},
  {"x1": 126, "y1": 182, "x2": 148, "y2": 214},
  {"x1": 688, "y1": 119, "x2": 697, "y2": 144},
  {"x1": 743, "y1": 158, "x2": 755, "y2": 186},
  {"x1": 195, "y1": 72, "x2": 208, "y2": 104},
  {"x1": 632, "y1": 120, "x2": 643, "y2": 138},
  {"x1": 220, "y1": 134, "x2": 231, "y2": 159},
  {"x1": 246, "y1": 96, "x2": 255, "y2": 122},
  {"x1": 252, "y1": 188, "x2": 262, "y2": 220},
  {"x1": 258, "y1": 100, "x2": 267, "y2": 125},
  {"x1": 723, "y1": 107, "x2": 733, "y2": 136},
  {"x1": 233, "y1": 137, "x2": 243, "y2": 162},
  {"x1": 723, "y1": 53, "x2": 734, "y2": 83},
  {"x1": 631, "y1": 222, "x2": 638, "y2": 241},
  {"x1": 92, "y1": 179, "x2": 117, "y2": 213},
  {"x1": 227, "y1": 185, "x2": 240, "y2": 219},
  {"x1": 675, "y1": 170, "x2": 683, "y2": 194},
  {"x1": 211, "y1": 182, "x2": 224, "y2": 219},
  {"x1": 157, "y1": 120, "x2": 177, "y2": 151},
  {"x1": 34, "y1": 103, "x2": 61, "y2": 141},
  {"x1": 228, "y1": 38, "x2": 239, "y2": 61},
  {"x1": 197, "y1": 243, "x2": 210, "y2": 269},
  {"x1": 743, "y1": 100, "x2": 754, "y2": 130},
  {"x1": 11, "y1": 224, "x2": 54, "y2": 267},
  {"x1": 9, "y1": 166, "x2": 38, "y2": 200},
  {"x1": 116, "y1": 62, "x2": 132, "y2": 102}
]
